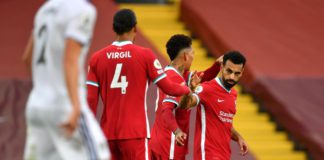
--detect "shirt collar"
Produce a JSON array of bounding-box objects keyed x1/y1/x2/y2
[
  {"x1": 112, "y1": 41, "x2": 133, "y2": 46},
  {"x1": 216, "y1": 77, "x2": 231, "y2": 93},
  {"x1": 165, "y1": 66, "x2": 182, "y2": 76},
  {"x1": 164, "y1": 66, "x2": 185, "y2": 80}
]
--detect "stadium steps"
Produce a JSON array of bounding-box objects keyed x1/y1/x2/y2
[{"x1": 119, "y1": 2, "x2": 306, "y2": 160}]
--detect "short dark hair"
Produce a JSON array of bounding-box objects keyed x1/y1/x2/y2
[
  {"x1": 166, "y1": 34, "x2": 192, "y2": 61},
  {"x1": 223, "y1": 51, "x2": 246, "y2": 67},
  {"x1": 113, "y1": 9, "x2": 137, "y2": 35}
]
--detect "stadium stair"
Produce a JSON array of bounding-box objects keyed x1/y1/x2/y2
[{"x1": 119, "y1": 2, "x2": 306, "y2": 160}]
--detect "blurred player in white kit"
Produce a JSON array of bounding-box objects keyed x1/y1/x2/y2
[{"x1": 22, "y1": 0, "x2": 110, "y2": 159}]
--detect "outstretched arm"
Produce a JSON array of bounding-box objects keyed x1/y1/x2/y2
[
  {"x1": 200, "y1": 55, "x2": 223, "y2": 82},
  {"x1": 156, "y1": 76, "x2": 191, "y2": 96},
  {"x1": 231, "y1": 127, "x2": 248, "y2": 156},
  {"x1": 180, "y1": 71, "x2": 202, "y2": 109},
  {"x1": 179, "y1": 92, "x2": 199, "y2": 109}
]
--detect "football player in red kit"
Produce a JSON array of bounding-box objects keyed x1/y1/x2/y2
[
  {"x1": 180, "y1": 51, "x2": 249, "y2": 160},
  {"x1": 149, "y1": 34, "x2": 223, "y2": 160},
  {"x1": 86, "y1": 9, "x2": 191, "y2": 160}
]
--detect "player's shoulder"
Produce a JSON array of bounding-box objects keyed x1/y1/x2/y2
[
  {"x1": 203, "y1": 79, "x2": 217, "y2": 87},
  {"x1": 165, "y1": 67, "x2": 184, "y2": 82},
  {"x1": 131, "y1": 44, "x2": 152, "y2": 53},
  {"x1": 63, "y1": 0, "x2": 96, "y2": 18},
  {"x1": 89, "y1": 46, "x2": 109, "y2": 64},
  {"x1": 77, "y1": 0, "x2": 96, "y2": 15},
  {"x1": 90, "y1": 44, "x2": 112, "y2": 60},
  {"x1": 68, "y1": 0, "x2": 95, "y2": 11},
  {"x1": 126, "y1": 44, "x2": 154, "y2": 56},
  {"x1": 89, "y1": 51, "x2": 100, "y2": 61},
  {"x1": 196, "y1": 79, "x2": 216, "y2": 93},
  {"x1": 165, "y1": 70, "x2": 181, "y2": 82},
  {"x1": 131, "y1": 45, "x2": 159, "y2": 64},
  {"x1": 35, "y1": 0, "x2": 57, "y2": 17}
]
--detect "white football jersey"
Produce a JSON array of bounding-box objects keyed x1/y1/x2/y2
[{"x1": 27, "y1": 0, "x2": 97, "y2": 109}]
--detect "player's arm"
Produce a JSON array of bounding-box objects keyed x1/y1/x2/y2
[
  {"x1": 87, "y1": 83, "x2": 99, "y2": 114},
  {"x1": 180, "y1": 71, "x2": 202, "y2": 109},
  {"x1": 86, "y1": 62, "x2": 100, "y2": 114},
  {"x1": 189, "y1": 55, "x2": 222, "y2": 84},
  {"x1": 161, "y1": 101, "x2": 187, "y2": 146},
  {"x1": 155, "y1": 76, "x2": 191, "y2": 96},
  {"x1": 199, "y1": 55, "x2": 223, "y2": 82},
  {"x1": 146, "y1": 49, "x2": 191, "y2": 96},
  {"x1": 179, "y1": 92, "x2": 200, "y2": 109},
  {"x1": 22, "y1": 34, "x2": 34, "y2": 76},
  {"x1": 62, "y1": 38, "x2": 82, "y2": 137},
  {"x1": 231, "y1": 127, "x2": 248, "y2": 156},
  {"x1": 62, "y1": 9, "x2": 97, "y2": 137}
]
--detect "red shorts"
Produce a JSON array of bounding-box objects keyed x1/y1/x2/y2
[{"x1": 108, "y1": 138, "x2": 150, "y2": 160}]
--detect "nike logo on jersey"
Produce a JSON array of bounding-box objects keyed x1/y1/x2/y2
[{"x1": 217, "y1": 99, "x2": 225, "y2": 103}]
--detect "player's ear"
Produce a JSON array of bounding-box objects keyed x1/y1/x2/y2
[
  {"x1": 133, "y1": 25, "x2": 137, "y2": 33},
  {"x1": 183, "y1": 51, "x2": 188, "y2": 61},
  {"x1": 183, "y1": 53, "x2": 187, "y2": 62}
]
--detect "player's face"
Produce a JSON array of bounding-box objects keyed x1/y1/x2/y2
[
  {"x1": 184, "y1": 47, "x2": 194, "y2": 70},
  {"x1": 221, "y1": 60, "x2": 244, "y2": 89}
]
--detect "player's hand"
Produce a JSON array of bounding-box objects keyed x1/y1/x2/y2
[
  {"x1": 237, "y1": 137, "x2": 248, "y2": 156},
  {"x1": 216, "y1": 55, "x2": 224, "y2": 65},
  {"x1": 61, "y1": 109, "x2": 81, "y2": 138},
  {"x1": 174, "y1": 128, "x2": 187, "y2": 146},
  {"x1": 190, "y1": 71, "x2": 203, "y2": 91}
]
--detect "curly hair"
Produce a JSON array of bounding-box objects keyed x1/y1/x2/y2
[{"x1": 166, "y1": 34, "x2": 192, "y2": 61}]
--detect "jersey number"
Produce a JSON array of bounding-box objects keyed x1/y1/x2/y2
[
  {"x1": 111, "y1": 63, "x2": 128, "y2": 94},
  {"x1": 37, "y1": 24, "x2": 47, "y2": 64}
]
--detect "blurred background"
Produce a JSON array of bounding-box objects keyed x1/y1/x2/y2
[{"x1": 1, "y1": 0, "x2": 324, "y2": 159}]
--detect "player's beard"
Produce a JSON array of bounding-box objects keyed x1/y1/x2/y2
[{"x1": 222, "y1": 77, "x2": 237, "y2": 89}]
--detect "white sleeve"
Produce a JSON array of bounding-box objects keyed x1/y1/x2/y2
[
  {"x1": 65, "y1": 7, "x2": 97, "y2": 45},
  {"x1": 192, "y1": 93, "x2": 200, "y2": 107}
]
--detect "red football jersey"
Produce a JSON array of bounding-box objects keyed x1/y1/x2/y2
[
  {"x1": 194, "y1": 77, "x2": 237, "y2": 160},
  {"x1": 150, "y1": 66, "x2": 191, "y2": 159},
  {"x1": 87, "y1": 41, "x2": 166, "y2": 140}
]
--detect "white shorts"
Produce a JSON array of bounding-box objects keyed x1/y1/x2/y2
[{"x1": 24, "y1": 105, "x2": 110, "y2": 160}]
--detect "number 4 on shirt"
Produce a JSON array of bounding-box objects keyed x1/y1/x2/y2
[{"x1": 111, "y1": 63, "x2": 128, "y2": 94}]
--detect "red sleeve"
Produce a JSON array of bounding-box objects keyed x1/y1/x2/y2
[
  {"x1": 86, "y1": 55, "x2": 99, "y2": 114},
  {"x1": 183, "y1": 62, "x2": 220, "y2": 87},
  {"x1": 200, "y1": 62, "x2": 221, "y2": 82},
  {"x1": 161, "y1": 102, "x2": 179, "y2": 132},
  {"x1": 144, "y1": 49, "x2": 190, "y2": 96},
  {"x1": 156, "y1": 77, "x2": 190, "y2": 96},
  {"x1": 87, "y1": 85, "x2": 99, "y2": 114},
  {"x1": 194, "y1": 83, "x2": 209, "y2": 104},
  {"x1": 144, "y1": 49, "x2": 167, "y2": 84}
]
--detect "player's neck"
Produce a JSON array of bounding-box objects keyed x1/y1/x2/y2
[
  {"x1": 170, "y1": 62, "x2": 185, "y2": 75},
  {"x1": 115, "y1": 34, "x2": 135, "y2": 42}
]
